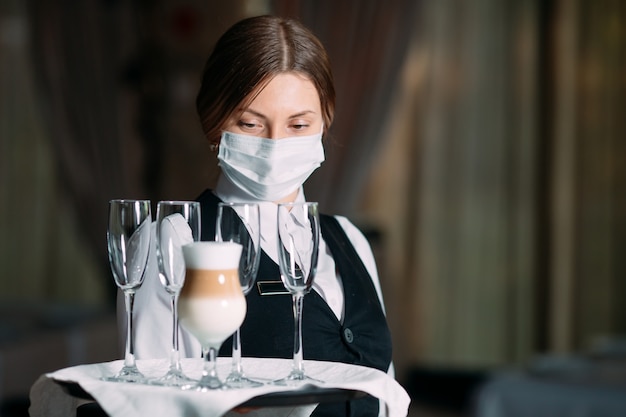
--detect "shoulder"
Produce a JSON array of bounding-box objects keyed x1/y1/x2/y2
[
  {"x1": 329, "y1": 215, "x2": 378, "y2": 276},
  {"x1": 332, "y1": 215, "x2": 370, "y2": 248},
  {"x1": 331, "y1": 215, "x2": 387, "y2": 311}
]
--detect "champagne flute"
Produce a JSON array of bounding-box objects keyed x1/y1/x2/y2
[
  {"x1": 179, "y1": 241, "x2": 246, "y2": 390},
  {"x1": 216, "y1": 202, "x2": 262, "y2": 388},
  {"x1": 151, "y1": 201, "x2": 200, "y2": 386},
  {"x1": 274, "y1": 201, "x2": 321, "y2": 385},
  {"x1": 105, "y1": 199, "x2": 151, "y2": 383}
]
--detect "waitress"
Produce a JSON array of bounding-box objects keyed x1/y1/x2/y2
[{"x1": 132, "y1": 15, "x2": 394, "y2": 417}]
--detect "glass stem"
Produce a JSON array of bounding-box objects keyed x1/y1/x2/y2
[
  {"x1": 170, "y1": 293, "x2": 181, "y2": 371},
  {"x1": 292, "y1": 294, "x2": 305, "y2": 374},
  {"x1": 203, "y1": 347, "x2": 219, "y2": 378},
  {"x1": 231, "y1": 327, "x2": 243, "y2": 374},
  {"x1": 124, "y1": 290, "x2": 137, "y2": 368}
]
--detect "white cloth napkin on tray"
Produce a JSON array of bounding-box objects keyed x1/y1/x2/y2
[{"x1": 29, "y1": 357, "x2": 410, "y2": 417}]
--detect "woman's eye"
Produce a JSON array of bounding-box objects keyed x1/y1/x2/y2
[
  {"x1": 238, "y1": 121, "x2": 258, "y2": 129},
  {"x1": 291, "y1": 123, "x2": 309, "y2": 131}
]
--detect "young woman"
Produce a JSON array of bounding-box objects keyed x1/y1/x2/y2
[{"x1": 132, "y1": 15, "x2": 393, "y2": 416}]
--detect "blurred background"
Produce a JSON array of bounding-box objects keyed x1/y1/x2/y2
[{"x1": 1, "y1": 0, "x2": 625, "y2": 416}]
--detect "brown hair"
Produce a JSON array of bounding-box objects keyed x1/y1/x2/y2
[{"x1": 196, "y1": 15, "x2": 335, "y2": 144}]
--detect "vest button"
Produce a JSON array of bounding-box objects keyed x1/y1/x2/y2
[{"x1": 343, "y1": 328, "x2": 354, "y2": 344}]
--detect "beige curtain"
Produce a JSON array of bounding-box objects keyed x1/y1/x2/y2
[
  {"x1": 414, "y1": 0, "x2": 540, "y2": 367},
  {"x1": 369, "y1": 0, "x2": 540, "y2": 369},
  {"x1": 0, "y1": 0, "x2": 108, "y2": 304},
  {"x1": 27, "y1": 0, "x2": 144, "y2": 301},
  {"x1": 548, "y1": 0, "x2": 626, "y2": 352},
  {"x1": 361, "y1": 0, "x2": 626, "y2": 373}
]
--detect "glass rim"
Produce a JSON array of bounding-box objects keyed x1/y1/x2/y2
[
  {"x1": 218, "y1": 201, "x2": 260, "y2": 206},
  {"x1": 109, "y1": 198, "x2": 151, "y2": 204},
  {"x1": 157, "y1": 200, "x2": 200, "y2": 206},
  {"x1": 277, "y1": 201, "x2": 318, "y2": 207}
]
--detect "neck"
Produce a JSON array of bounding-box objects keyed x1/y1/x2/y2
[{"x1": 273, "y1": 189, "x2": 299, "y2": 204}]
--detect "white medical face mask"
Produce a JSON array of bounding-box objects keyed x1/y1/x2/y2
[{"x1": 217, "y1": 130, "x2": 325, "y2": 201}]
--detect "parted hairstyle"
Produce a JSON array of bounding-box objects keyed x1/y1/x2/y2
[{"x1": 196, "y1": 15, "x2": 336, "y2": 145}]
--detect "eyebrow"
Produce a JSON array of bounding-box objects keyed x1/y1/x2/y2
[{"x1": 241, "y1": 108, "x2": 317, "y2": 119}]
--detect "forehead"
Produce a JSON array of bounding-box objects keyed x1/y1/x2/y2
[{"x1": 243, "y1": 72, "x2": 321, "y2": 115}]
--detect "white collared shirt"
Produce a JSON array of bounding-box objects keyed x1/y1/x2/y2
[
  {"x1": 129, "y1": 174, "x2": 387, "y2": 360},
  {"x1": 214, "y1": 174, "x2": 387, "y2": 322}
]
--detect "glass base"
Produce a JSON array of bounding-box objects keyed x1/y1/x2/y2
[
  {"x1": 182, "y1": 374, "x2": 225, "y2": 391},
  {"x1": 101, "y1": 365, "x2": 146, "y2": 383},
  {"x1": 225, "y1": 371, "x2": 265, "y2": 389},
  {"x1": 149, "y1": 369, "x2": 195, "y2": 387},
  {"x1": 272, "y1": 370, "x2": 323, "y2": 387}
]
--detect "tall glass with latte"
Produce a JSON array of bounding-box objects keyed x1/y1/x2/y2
[{"x1": 179, "y1": 241, "x2": 246, "y2": 390}]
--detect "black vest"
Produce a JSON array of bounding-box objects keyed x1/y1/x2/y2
[{"x1": 197, "y1": 190, "x2": 393, "y2": 417}]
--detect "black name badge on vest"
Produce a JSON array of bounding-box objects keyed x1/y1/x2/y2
[{"x1": 256, "y1": 280, "x2": 291, "y2": 296}]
